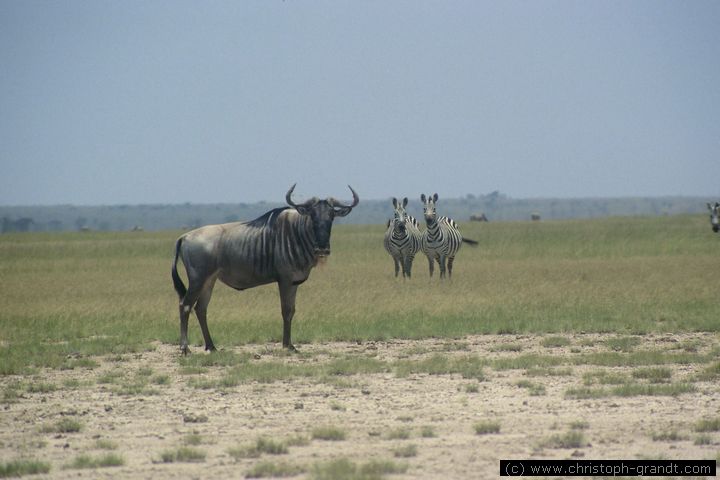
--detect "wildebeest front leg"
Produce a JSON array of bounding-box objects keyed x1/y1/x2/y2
[{"x1": 278, "y1": 282, "x2": 299, "y2": 351}]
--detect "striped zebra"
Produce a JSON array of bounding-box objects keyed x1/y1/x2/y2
[
  {"x1": 709, "y1": 202, "x2": 720, "y2": 233},
  {"x1": 420, "y1": 193, "x2": 478, "y2": 278},
  {"x1": 384, "y1": 197, "x2": 422, "y2": 278}
]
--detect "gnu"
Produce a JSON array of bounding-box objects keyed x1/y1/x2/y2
[
  {"x1": 420, "y1": 193, "x2": 477, "y2": 278},
  {"x1": 171, "y1": 184, "x2": 359, "y2": 354},
  {"x1": 708, "y1": 202, "x2": 719, "y2": 233},
  {"x1": 384, "y1": 197, "x2": 422, "y2": 278}
]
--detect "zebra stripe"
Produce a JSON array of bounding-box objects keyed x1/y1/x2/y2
[
  {"x1": 709, "y1": 201, "x2": 720, "y2": 233},
  {"x1": 420, "y1": 193, "x2": 464, "y2": 279},
  {"x1": 384, "y1": 197, "x2": 422, "y2": 278}
]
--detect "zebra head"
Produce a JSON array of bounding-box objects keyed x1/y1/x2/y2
[
  {"x1": 420, "y1": 193, "x2": 439, "y2": 226},
  {"x1": 391, "y1": 197, "x2": 409, "y2": 234},
  {"x1": 709, "y1": 202, "x2": 720, "y2": 233},
  {"x1": 286, "y1": 184, "x2": 359, "y2": 256}
]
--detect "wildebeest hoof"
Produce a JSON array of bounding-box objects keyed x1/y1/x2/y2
[
  {"x1": 205, "y1": 345, "x2": 217, "y2": 352},
  {"x1": 285, "y1": 343, "x2": 298, "y2": 353},
  {"x1": 181, "y1": 345, "x2": 191, "y2": 356}
]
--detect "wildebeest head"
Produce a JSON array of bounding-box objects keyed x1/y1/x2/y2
[
  {"x1": 420, "y1": 193, "x2": 439, "y2": 225},
  {"x1": 391, "y1": 197, "x2": 409, "y2": 234},
  {"x1": 709, "y1": 202, "x2": 720, "y2": 233},
  {"x1": 286, "y1": 184, "x2": 359, "y2": 256}
]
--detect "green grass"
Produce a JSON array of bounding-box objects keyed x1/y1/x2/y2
[
  {"x1": 474, "y1": 420, "x2": 501, "y2": 435},
  {"x1": 1, "y1": 216, "x2": 719, "y2": 374},
  {"x1": 695, "y1": 417, "x2": 720, "y2": 432},
  {"x1": 160, "y1": 447, "x2": 206, "y2": 463},
  {"x1": 40, "y1": 418, "x2": 82, "y2": 434},
  {"x1": 0, "y1": 459, "x2": 51, "y2": 477},
  {"x1": 543, "y1": 430, "x2": 586, "y2": 449},
  {"x1": 605, "y1": 336, "x2": 642, "y2": 352},
  {"x1": 392, "y1": 444, "x2": 418, "y2": 458},
  {"x1": 541, "y1": 336, "x2": 572, "y2": 348},
  {"x1": 566, "y1": 382, "x2": 696, "y2": 399},
  {"x1": 632, "y1": 367, "x2": 673, "y2": 383},
  {"x1": 310, "y1": 458, "x2": 407, "y2": 480},
  {"x1": 64, "y1": 453, "x2": 124, "y2": 469},
  {"x1": 246, "y1": 460, "x2": 306, "y2": 478},
  {"x1": 516, "y1": 379, "x2": 546, "y2": 396},
  {"x1": 311, "y1": 425, "x2": 346, "y2": 441},
  {"x1": 385, "y1": 428, "x2": 411, "y2": 440}
]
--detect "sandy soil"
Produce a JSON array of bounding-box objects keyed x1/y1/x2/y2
[{"x1": 1, "y1": 333, "x2": 718, "y2": 479}]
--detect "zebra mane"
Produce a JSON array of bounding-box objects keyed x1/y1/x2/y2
[
  {"x1": 439, "y1": 216, "x2": 458, "y2": 229},
  {"x1": 244, "y1": 207, "x2": 292, "y2": 229}
]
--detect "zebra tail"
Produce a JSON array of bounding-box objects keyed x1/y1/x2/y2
[
  {"x1": 462, "y1": 238, "x2": 479, "y2": 246},
  {"x1": 171, "y1": 237, "x2": 187, "y2": 299}
]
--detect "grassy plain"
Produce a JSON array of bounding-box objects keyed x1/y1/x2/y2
[{"x1": 1, "y1": 214, "x2": 718, "y2": 373}]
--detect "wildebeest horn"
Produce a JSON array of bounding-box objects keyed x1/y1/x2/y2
[
  {"x1": 285, "y1": 184, "x2": 299, "y2": 208},
  {"x1": 329, "y1": 185, "x2": 360, "y2": 209}
]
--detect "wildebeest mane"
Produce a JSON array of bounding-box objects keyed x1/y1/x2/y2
[{"x1": 244, "y1": 207, "x2": 292, "y2": 229}]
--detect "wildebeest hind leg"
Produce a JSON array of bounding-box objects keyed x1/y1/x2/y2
[
  {"x1": 195, "y1": 279, "x2": 217, "y2": 352},
  {"x1": 179, "y1": 285, "x2": 203, "y2": 355}
]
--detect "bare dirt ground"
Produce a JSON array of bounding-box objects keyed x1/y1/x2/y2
[{"x1": 1, "y1": 333, "x2": 718, "y2": 479}]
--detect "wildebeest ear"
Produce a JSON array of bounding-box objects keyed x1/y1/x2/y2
[
  {"x1": 420, "y1": 194, "x2": 426, "y2": 203},
  {"x1": 392, "y1": 197, "x2": 398, "y2": 208},
  {"x1": 433, "y1": 193, "x2": 439, "y2": 202},
  {"x1": 295, "y1": 205, "x2": 312, "y2": 216},
  {"x1": 402, "y1": 197, "x2": 408, "y2": 208},
  {"x1": 333, "y1": 206, "x2": 353, "y2": 217}
]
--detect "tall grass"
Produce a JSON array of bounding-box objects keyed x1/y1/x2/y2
[{"x1": 1, "y1": 215, "x2": 718, "y2": 373}]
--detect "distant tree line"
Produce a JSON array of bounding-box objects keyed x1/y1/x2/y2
[{"x1": 0, "y1": 193, "x2": 711, "y2": 233}]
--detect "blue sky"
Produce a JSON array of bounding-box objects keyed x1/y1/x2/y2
[{"x1": 1, "y1": 1, "x2": 719, "y2": 205}]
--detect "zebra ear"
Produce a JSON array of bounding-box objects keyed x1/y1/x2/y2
[
  {"x1": 392, "y1": 197, "x2": 398, "y2": 208},
  {"x1": 402, "y1": 197, "x2": 408, "y2": 208},
  {"x1": 420, "y1": 194, "x2": 426, "y2": 203},
  {"x1": 433, "y1": 193, "x2": 439, "y2": 202}
]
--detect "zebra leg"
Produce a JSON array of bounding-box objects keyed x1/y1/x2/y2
[
  {"x1": 278, "y1": 281, "x2": 299, "y2": 351},
  {"x1": 393, "y1": 258, "x2": 400, "y2": 277},
  {"x1": 427, "y1": 255, "x2": 434, "y2": 277},
  {"x1": 400, "y1": 255, "x2": 408, "y2": 278},
  {"x1": 194, "y1": 278, "x2": 217, "y2": 352},
  {"x1": 438, "y1": 255, "x2": 447, "y2": 279},
  {"x1": 404, "y1": 255, "x2": 414, "y2": 279},
  {"x1": 448, "y1": 257, "x2": 455, "y2": 278}
]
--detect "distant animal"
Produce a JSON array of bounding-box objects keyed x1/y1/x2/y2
[
  {"x1": 420, "y1": 193, "x2": 478, "y2": 279},
  {"x1": 470, "y1": 213, "x2": 488, "y2": 222},
  {"x1": 531, "y1": 213, "x2": 541, "y2": 221},
  {"x1": 384, "y1": 197, "x2": 422, "y2": 278},
  {"x1": 171, "y1": 184, "x2": 359, "y2": 354},
  {"x1": 708, "y1": 202, "x2": 720, "y2": 233}
]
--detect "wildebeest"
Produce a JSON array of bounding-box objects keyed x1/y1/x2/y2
[
  {"x1": 383, "y1": 197, "x2": 422, "y2": 278},
  {"x1": 709, "y1": 202, "x2": 720, "y2": 233},
  {"x1": 171, "y1": 184, "x2": 359, "y2": 354},
  {"x1": 420, "y1": 193, "x2": 478, "y2": 279}
]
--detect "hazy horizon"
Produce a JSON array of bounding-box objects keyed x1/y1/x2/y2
[{"x1": 2, "y1": 1, "x2": 719, "y2": 206}]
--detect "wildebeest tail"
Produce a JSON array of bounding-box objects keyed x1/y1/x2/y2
[
  {"x1": 171, "y1": 237, "x2": 187, "y2": 299},
  {"x1": 462, "y1": 238, "x2": 479, "y2": 246}
]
